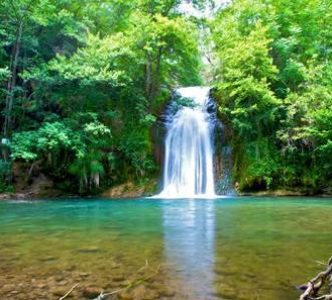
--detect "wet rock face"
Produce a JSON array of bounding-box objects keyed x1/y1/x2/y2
[
  {"x1": 82, "y1": 285, "x2": 101, "y2": 298},
  {"x1": 0, "y1": 161, "x2": 63, "y2": 199},
  {"x1": 211, "y1": 104, "x2": 234, "y2": 195},
  {"x1": 101, "y1": 179, "x2": 158, "y2": 198},
  {"x1": 151, "y1": 116, "x2": 167, "y2": 179}
]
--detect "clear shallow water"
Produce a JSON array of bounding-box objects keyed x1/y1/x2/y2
[{"x1": 0, "y1": 197, "x2": 332, "y2": 300}]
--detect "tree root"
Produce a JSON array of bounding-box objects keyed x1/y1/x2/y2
[{"x1": 298, "y1": 256, "x2": 332, "y2": 300}]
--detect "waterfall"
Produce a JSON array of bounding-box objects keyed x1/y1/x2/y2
[{"x1": 156, "y1": 87, "x2": 217, "y2": 198}]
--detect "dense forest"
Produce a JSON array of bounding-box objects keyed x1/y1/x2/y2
[
  {"x1": 0, "y1": 0, "x2": 332, "y2": 196},
  {"x1": 211, "y1": 0, "x2": 332, "y2": 193}
]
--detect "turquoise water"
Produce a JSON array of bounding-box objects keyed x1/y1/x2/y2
[{"x1": 0, "y1": 197, "x2": 332, "y2": 299}]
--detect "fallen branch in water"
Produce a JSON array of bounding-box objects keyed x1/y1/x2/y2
[
  {"x1": 298, "y1": 256, "x2": 332, "y2": 300},
  {"x1": 92, "y1": 262, "x2": 162, "y2": 300},
  {"x1": 59, "y1": 283, "x2": 79, "y2": 300}
]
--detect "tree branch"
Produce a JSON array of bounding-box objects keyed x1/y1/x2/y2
[
  {"x1": 59, "y1": 283, "x2": 79, "y2": 300},
  {"x1": 299, "y1": 256, "x2": 332, "y2": 300}
]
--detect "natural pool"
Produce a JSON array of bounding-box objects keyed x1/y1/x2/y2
[{"x1": 0, "y1": 197, "x2": 331, "y2": 300}]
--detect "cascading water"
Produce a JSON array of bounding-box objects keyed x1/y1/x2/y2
[{"x1": 156, "y1": 87, "x2": 217, "y2": 198}]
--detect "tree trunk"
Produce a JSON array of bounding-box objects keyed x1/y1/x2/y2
[
  {"x1": 146, "y1": 46, "x2": 163, "y2": 110},
  {"x1": 3, "y1": 19, "x2": 23, "y2": 138},
  {"x1": 145, "y1": 54, "x2": 153, "y2": 106},
  {"x1": 150, "y1": 46, "x2": 163, "y2": 100}
]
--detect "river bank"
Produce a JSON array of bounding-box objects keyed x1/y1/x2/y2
[
  {"x1": 0, "y1": 179, "x2": 159, "y2": 200},
  {"x1": 1, "y1": 166, "x2": 331, "y2": 200},
  {"x1": 1, "y1": 187, "x2": 332, "y2": 200}
]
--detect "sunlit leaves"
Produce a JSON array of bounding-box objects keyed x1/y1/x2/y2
[
  {"x1": 1, "y1": 0, "x2": 204, "y2": 193},
  {"x1": 211, "y1": 0, "x2": 332, "y2": 191}
]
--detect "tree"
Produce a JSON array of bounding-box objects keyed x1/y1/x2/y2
[
  {"x1": 0, "y1": 0, "x2": 204, "y2": 193},
  {"x1": 211, "y1": 0, "x2": 332, "y2": 192}
]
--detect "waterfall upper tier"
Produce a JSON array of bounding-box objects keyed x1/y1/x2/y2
[{"x1": 155, "y1": 86, "x2": 217, "y2": 199}]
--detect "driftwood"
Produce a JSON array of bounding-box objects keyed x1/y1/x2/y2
[
  {"x1": 59, "y1": 283, "x2": 79, "y2": 300},
  {"x1": 298, "y1": 256, "x2": 332, "y2": 300}
]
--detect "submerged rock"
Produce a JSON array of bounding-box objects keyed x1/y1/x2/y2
[
  {"x1": 113, "y1": 275, "x2": 126, "y2": 282},
  {"x1": 77, "y1": 246, "x2": 100, "y2": 253},
  {"x1": 39, "y1": 256, "x2": 57, "y2": 262},
  {"x1": 82, "y1": 286, "x2": 101, "y2": 298},
  {"x1": 118, "y1": 290, "x2": 133, "y2": 300},
  {"x1": 131, "y1": 285, "x2": 147, "y2": 299},
  {"x1": 53, "y1": 287, "x2": 72, "y2": 297},
  {"x1": 158, "y1": 288, "x2": 175, "y2": 298},
  {"x1": 213, "y1": 284, "x2": 237, "y2": 299}
]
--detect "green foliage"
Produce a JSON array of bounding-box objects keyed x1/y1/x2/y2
[
  {"x1": 2, "y1": 0, "x2": 331, "y2": 195},
  {"x1": 0, "y1": 0, "x2": 203, "y2": 194},
  {"x1": 11, "y1": 118, "x2": 113, "y2": 193},
  {"x1": 168, "y1": 95, "x2": 197, "y2": 115},
  {"x1": 211, "y1": 0, "x2": 332, "y2": 193},
  {"x1": 0, "y1": 159, "x2": 13, "y2": 192}
]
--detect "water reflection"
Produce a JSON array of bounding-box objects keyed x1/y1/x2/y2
[
  {"x1": 1, "y1": 198, "x2": 332, "y2": 300},
  {"x1": 162, "y1": 200, "x2": 217, "y2": 298}
]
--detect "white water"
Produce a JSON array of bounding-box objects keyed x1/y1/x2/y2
[{"x1": 156, "y1": 87, "x2": 216, "y2": 198}]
